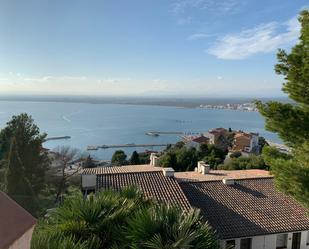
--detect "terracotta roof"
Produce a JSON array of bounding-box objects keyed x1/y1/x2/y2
[
  {"x1": 0, "y1": 192, "x2": 36, "y2": 249},
  {"x1": 175, "y1": 169, "x2": 272, "y2": 182},
  {"x1": 96, "y1": 171, "x2": 191, "y2": 211},
  {"x1": 191, "y1": 136, "x2": 209, "y2": 143},
  {"x1": 82, "y1": 165, "x2": 162, "y2": 175},
  {"x1": 179, "y1": 178, "x2": 309, "y2": 239}
]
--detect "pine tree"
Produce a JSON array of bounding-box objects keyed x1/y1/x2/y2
[
  {"x1": 6, "y1": 137, "x2": 36, "y2": 212},
  {"x1": 256, "y1": 10, "x2": 309, "y2": 208},
  {"x1": 0, "y1": 113, "x2": 49, "y2": 195}
]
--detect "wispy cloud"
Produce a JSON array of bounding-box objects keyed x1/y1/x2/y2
[
  {"x1": 207, "y1": 16, "x2": 300, "y2": 60},
  {"x1": 187, "y1": 33, "x2": 215, "y2": 40},
  {"x1": 171, "y1": 0, "x2": 242, "y2": 15}
]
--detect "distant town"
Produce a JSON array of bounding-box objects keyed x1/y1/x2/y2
[{"x1": 199, "y1": 102, "x2": 258, "y2": 111}]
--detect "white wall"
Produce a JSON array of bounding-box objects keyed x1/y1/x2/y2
[
  {"x1": 8, "y1": 226, "x2": 35, "y2": 249},
  {"x1": 220, "y1": 231, "x2": 309, "y2": 249}
]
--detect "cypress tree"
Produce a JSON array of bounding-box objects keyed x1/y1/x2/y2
[{"x1": 129, "y1": 151, "x2": 140, "y2": 165}]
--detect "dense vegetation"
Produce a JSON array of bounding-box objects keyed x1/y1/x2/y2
[
  {"x1": 31, "y1": 187, "x2": 218, "y2": 249},
  {"x1": 256, "y1": 10, "x2": 309, "y2": 208},
  {"x1": 0, "y1": 114, "x2": 51, "y2": 216},
  {"x1": 218, "y1": 155, "x2": 267, "y2": 170},
  {"x1": 111, "y1": 150, "x2": 151, "y2": 166},
  {"x1": 159, "y1": 142, "x2": 227, "y2": 171}
]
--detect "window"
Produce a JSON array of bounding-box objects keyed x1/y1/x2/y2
[
  {"x1": 276, "y1": 234, "x2": 288, "y2": 249},
  {"x1": 240, "y1": 238, "x2": 252, "y2": 249},
  {"x1": 226, "y1": 240, "x2": 236, "y2": 249}
]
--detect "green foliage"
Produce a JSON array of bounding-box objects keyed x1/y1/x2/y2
[
  {"x1": 32, "y1": 188, "x2": 218, "y2": 249},
  {"x1": 129, "y1": 151, "x2": 140, "y2": 165},
  {"x1": 125, "y1": 205, "x2": 218, "y2": 249},
  {"x1": 159, "y1": 151, "x2": 177, "y2": 168},
  {"x1": 218, "y1": 155, "x2": 267, "y2": 170},
  {"x1": 256, "y1": 10, "x2": 309, "y2": 208},
  {"x1": 0, "y1": 113, "x2": 49, "y2": 216},
  {"x1": 229, "y1": 151, "x2": 242, "y2": 158},
  {"x1": 202, "y1": 145, "x2": 227, "y2": 169},
  {"x1": 138, "y1": 152, "x2": 151, "y2": 164},
  {"x1": 111, "y1": 150, "x2": 127, "y2": 166},
  {"x1": 159, "y1": 143, "x2": 227, "y2": 171}
]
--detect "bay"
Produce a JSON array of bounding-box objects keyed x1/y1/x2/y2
[{"x1": 0, "y1": 101, "x2": 279, "y2": 160}]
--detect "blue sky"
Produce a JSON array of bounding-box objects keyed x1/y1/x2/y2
[{"x1": 0, "y1": 0, "x2": 307, "y2": 97}]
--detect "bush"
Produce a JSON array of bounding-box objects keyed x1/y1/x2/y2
[
  {"x1": 218, "y1": 155, "x2": 267, "y2": 170},
  {"x1": 230, "y1": 151, "x2": 242, "y2": 158}
]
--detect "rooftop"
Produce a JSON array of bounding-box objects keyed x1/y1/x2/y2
[
  {"x1": 85, "y1": 165, "x2": 191, "y2": 211},
  {"x1": 82, "y1": 164, "x2": 162, "y2": 175},
  {"x1": 0, "y1": 191, "x2": 36, "y2": 249},
  {"x1": 180, "y1": 178, "x2": 309, "y2": 239},
  {"x1": 174, "y1": 169, "x2": 272, "y2": 182}
]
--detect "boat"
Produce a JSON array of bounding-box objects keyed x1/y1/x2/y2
[{"x1": 145, "y1": 132, "x2": 159, "y2": 137}]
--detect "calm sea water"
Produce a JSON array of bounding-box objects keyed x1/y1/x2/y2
[{"x1": 0, "y1": 101, "x2": 279, "y2": 160}]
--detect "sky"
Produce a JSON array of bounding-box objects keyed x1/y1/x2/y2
[{"x1": 0, "y1": 0, "x2": 307, "y2": 98}]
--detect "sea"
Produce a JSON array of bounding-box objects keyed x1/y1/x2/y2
[{"x1": 0, "y1": 101, "x2": 280, "y2": 160}]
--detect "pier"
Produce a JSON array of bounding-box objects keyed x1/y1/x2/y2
[
  {"x1": 145, "y1": 131, "x2": 200, "y2": 136},
  {"x1": 45, "y1": 136, "x2": 71, "y2": 141},
  {"x1": 145, "y1": 131, "x2": 184, "y2": 136},
  {"x1": 87, "y1": 143, "x2": 172, "y2": 151}
]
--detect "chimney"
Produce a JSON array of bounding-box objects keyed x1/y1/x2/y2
[
  {"x1": 150, "y1": 153, "x2": 159, "y2": 166},
  {"x1": 197, "y1": 161, "x2": 210, "y2": 175},
  {"x1": 162, "y1": 167, "x2": 175, "y2": 177},
  {"x1": 222, "y1": 178, "x2": 235, "y2": 185}
]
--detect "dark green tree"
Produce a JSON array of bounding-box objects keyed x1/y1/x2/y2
[
  {"x1": 111, "y1": 150, "x2": 127, "y2": 166},
  {"x1": 0, "y1": 113, "x2": 49, "y2": 199},
  {"x1": 129, "y1": 151, "x2": 140, "y2": 165},
  {"x1": 159, "y1": 151, "x2": 177, "y2": 168},
  {"x1": 256, "y1": 10, "x2": 309, "y2": 208}
]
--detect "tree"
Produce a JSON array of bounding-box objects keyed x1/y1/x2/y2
[
  {"x1": 53, "y1": 146, "x2": 81, "y2": 203},
  {"x1": 83, "y1": 155, "x2": 96, "y2": 168},
  {"x1": 218, "y1": 155, "x2": 267, "y2": 170},
  {"x1": 256, "y1": 10, "x2": 309, "y2": 208},
  {"x1": 111, "y1": 150, "x2": 127, "y2": 166},
  {"x1": 129, "y1": 151, "x2": 140, "y2": 165},
  {"x1": 0, "y1": 114, "x2": 49, "y2": 214},
  {"x1": 159, "y1": 151, "x2": 177, "y2": 168},
  {"x1": 202, "y1": 145, "x2": 227, "y2": 168},
  {"x1": 175, "y1": 147, "x2": 198, "y2": 171},
  {"x1": 31, "y1": 187, "x2": 218, "y2": 249},
  {"x1": 125, "y1": 205, "x2": 218, "y2": 249}
]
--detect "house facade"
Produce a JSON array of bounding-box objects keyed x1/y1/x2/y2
[
  {"x1": 81, "y1": 164, "x2": 309, "y2": 249},
  {"x1": 232, "y1": 131, "x2": 259, "y2": 153}
]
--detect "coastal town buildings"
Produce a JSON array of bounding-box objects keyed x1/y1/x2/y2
[
  {"x1": 232, "y1": 131, "x2": 260, "y2": 153},
  {"x1": 182, "y1": 134, "x2": 210, "y2": 149},
  {"x1": 81, "y1": 162, "x2": 309, "y2": 249},
  {"x1": 204, "y1": 127, "x2": 228, "y2": 145},
  {"x1": 0, "y1": 192, "x2": 36, "y2": 249}
]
